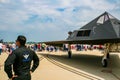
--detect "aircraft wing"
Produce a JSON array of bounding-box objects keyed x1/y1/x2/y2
[
  {"x1": 40, "y1": 40, "x2": 68, "y2": 47},
  {"x1": 40, "y1": 38, "x2": 120, "y2": 46}
]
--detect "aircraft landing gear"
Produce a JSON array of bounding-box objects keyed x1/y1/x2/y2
[
  {"x1": 102, "y1": 43, "x2": 110, "y2": 67},
  {"x1": 68, "y1": 44, "x2": 72, "y2": 59},
  {"x1": 102, "y1": 52, "x2": 110, "y2": 67},
  {"x1": 68, "y1": 50, "x2": 72, "y2": 58},
  {"x1": 107, "y1": 53, "x2": 110, "y2": 59}
]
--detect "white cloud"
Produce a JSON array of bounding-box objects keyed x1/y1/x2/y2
[
  {"x1": 0, "y1": 0, "x2": 120, "y2": 41},
  {"x1": 0, "y1": 0, "x2": 9, "y2": 3}
]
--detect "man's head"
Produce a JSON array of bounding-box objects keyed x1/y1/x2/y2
[{"x1": 16, "y1": 35, "x2": 26, "y2": 47}]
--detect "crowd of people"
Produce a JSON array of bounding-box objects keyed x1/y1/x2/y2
[
  {"x1": 0, "y1": 42, "x2": 104, "y2": 56},
  {"x1": 0, "y1": 42, "x2": 59, "y2": 55},
  {"x1": 27, "y1": 44, "x2": 59, "y2": 52},
  {"x1": 0, "y1": 43, "x2": 17, "y2": 55}
]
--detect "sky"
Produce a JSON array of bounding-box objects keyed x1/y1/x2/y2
[{"x1": 0, "y1": 0, "x2": 120, "y2": 42}]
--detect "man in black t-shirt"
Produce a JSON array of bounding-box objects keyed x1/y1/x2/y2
[{"x1": 4, "y1": 35, "x2": 39, "y2": 80}]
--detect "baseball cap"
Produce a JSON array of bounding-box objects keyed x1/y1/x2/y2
[{"x1": 16, "y1": 35, "x2": 26, "y2": 45}]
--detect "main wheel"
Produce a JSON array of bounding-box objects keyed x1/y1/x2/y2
[
  {"x1": 107, "y1": 53, "x2": 110, "y2": 59},
  {"x1": 68, "y1": 51, "x2": 72, "y2": 58},
  {"x1": 102, "y1": 59, "x2": 108, "y2": 67}
]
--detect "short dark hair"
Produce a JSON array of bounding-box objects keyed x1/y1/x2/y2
[{"x1": 16, "y1": 35, "x2": 26, "y2": 45}]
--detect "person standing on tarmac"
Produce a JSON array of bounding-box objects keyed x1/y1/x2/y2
[
  {"x1": 0, "y1": 43, "x2": 3, "y2": 55},
  {"x1": 4, "y1": 35, "x2": 39, "y2": 80}
]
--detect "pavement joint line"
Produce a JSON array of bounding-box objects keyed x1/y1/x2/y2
[
  {"x1": 101, "y1": 69, "x2": 120, "y2": 80},
  {"x1": 45, "y1": 55, "x2": 101, "y2": 80},
  {"x1": 111, "y1": 72, "x2": 120, "y2": 80},
  {"x1": 38, "y1": 54, "x2": 44, "y2": 61},
  {"x1": 108, "y1": 55, "x2": 120, "y2": 80},
  {"x1": 39, "y1": 56, "x2": 44, "y2": 61}
]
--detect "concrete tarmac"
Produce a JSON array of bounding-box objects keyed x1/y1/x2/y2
[{"x1": 0, "y1": 50, "x2": 120, "y2": 80}]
